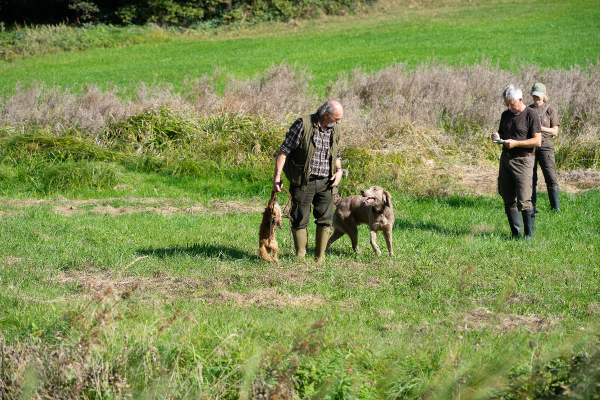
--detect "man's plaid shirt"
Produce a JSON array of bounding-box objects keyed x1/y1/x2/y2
[{"x1": 280, "y1": 118, "x2": 341, "y2": 178}]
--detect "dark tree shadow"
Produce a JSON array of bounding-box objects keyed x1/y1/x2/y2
[{"x1": 137, "y1": 243, "x2": 251, "y2": 260}]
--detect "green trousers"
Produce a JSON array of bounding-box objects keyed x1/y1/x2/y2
[
  {"x1": 289, "y1": 175, "x2": 334, "y2": 229},
  {"x1": 498, "y1": 152, "x2": 535, "y2": 211}
]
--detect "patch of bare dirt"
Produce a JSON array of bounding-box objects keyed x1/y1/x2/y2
[
  {"x1": 458, "y1": 307, "x2": 555, "y2": 333},
  {"x1": 557, "y1": 169, "x2": 600, "y2": 191},
  {"x1": 587, "y1": 302, "x2": 600, "y2": 315},
  {"x1": 52, "y1": 270, "x2": 325, "y2": 309},
  {"x1": 469, "y1": 223, "x2": 496, "y2": 235},
  {"x1": 376, "y1": 309, "x2": 396, "y2": 318},
  {"x1": 54, "y1": 205, "x2": 81, "y2": 216},
  {"x1": 457, "y1": 164, "x2": 600, "y2": 195},
  {"x1": 1, "y1": 197, "x2": 265, "y2": 217},
  {"x1": 2, "y1": 256, "x2": 22, "y2": 268},
  {"x1": 213, "y1": 288, "x2": 324, "y2": 309},
  {"x1": 506, "y1": 292, "x2": 541, "y2": 305},
  {"x1": 210, "y1": 199, "x2": 267, "y2": 215},
  {"x1": 456, "y1": 164, "x2": 498, "y2": 195},
  {"x1": 53, "y1": 270, "x2": 202, "y2": 299}
]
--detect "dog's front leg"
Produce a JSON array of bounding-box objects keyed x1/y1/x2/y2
[
  {"x1": 369, "y1": 230, "x2": 382, "y2": 256},
  {"x1": 383, "y1": 228, "x2": 394, "y2": 256}
]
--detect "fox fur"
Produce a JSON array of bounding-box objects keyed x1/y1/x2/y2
[{"x1": 259, "y1": 193, "x2": 283, "y2": 262}]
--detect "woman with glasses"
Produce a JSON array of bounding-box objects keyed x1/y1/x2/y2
[{"x1": 528, "y1": 83, "x2": 560, "y2": 213}]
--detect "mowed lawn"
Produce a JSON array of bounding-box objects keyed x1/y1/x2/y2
[{"x1": 2, "y1": 0, "x2": 600, "y2": 93}]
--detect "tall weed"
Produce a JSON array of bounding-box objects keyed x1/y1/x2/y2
[{"x1": 1, "y1": 60, "x2": 599, "y2": 171}]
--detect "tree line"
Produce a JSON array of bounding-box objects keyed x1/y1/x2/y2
[{"x1": 0, "y1": 0, "x2": 375, "y2": 28}]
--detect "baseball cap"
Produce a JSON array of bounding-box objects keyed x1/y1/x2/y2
[{"x1": 530, "y1": 83, "x2": 546, "y2": 97}]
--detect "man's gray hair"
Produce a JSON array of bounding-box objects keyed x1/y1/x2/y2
[
  {"x1": 503, "y1": 85, "x2": 523, "y2": 102},
  {"x1": 317, "y1": 100, "x2": 336, "y2": 118}
]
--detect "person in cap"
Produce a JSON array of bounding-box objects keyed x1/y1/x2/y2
[
  {"x1": 492, "y1": 85, "x2": 542, "y2": 239},
  {"x1": 528, "y1": 83, "x2": 560, "y2": 213},
  {"x1": 273, "y1": 100, "x2": 344, "y2": 262}
]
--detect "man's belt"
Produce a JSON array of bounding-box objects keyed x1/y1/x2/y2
[{"x1": 504, "y1": 151, "x2": 535, "y2": 158}]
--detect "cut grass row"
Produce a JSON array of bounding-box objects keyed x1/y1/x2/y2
[{"x1": 2, "y1": 0, "x2": 600, "y2": 94}]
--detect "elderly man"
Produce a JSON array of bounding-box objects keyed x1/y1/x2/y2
[
  {"x1": 493, "y1": 85, "x2": 542, "y2": 239},
  {"x1": 273, "y1": 100, "x2": 344, "y2": 262}
]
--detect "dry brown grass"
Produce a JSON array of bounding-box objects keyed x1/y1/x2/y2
[
  {"x1": 1, "y1": 61, "x2": 599, "y2": 183},
  {"x1": 457, "y1": 307, "x2": 556, "y2": 334},
  {"x1": 2, "y1": 60, "x2": 598, "y2": 139},
  {"x1": 51, "y1": 270, "x2": 329, "y2": 309}
]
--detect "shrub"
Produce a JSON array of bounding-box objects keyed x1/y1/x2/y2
[
  {"x1": 0, "y1": 133, "x2": 124, "y2": 163},
  {"x1": 0, "y1": 0, "x2": 376, "y2": 28},
  {"x1": 13, "y1": 159, "x2": 122, "y2": 194}
]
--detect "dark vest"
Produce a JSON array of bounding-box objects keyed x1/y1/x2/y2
[{"x1": 282, "y1": 113, "x2": 341, "y2": 188}]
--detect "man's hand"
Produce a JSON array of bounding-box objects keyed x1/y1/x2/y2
[
  {"x1": 503, "y1": 132, "x2": 541, "y2": 149},
  {"x1": 329, "y1": 170, "x2": 343, "y2": 187},
  {"x1": 503, "y1": 139, "x2": 516, "y2": 149},
  {"x1": 273, "y1": 151, "x2": 288, "y2": 193},
  {"x1": 273, "y1": 179, "x2": 284, "y2": 192}
]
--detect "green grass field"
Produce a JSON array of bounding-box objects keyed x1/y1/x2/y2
[
  {"x1": 2, "y1": 190, "x2": 600, "y2": 398},
  {"x1": 2, "y1": 0, "x2": 600, "y2": 397},
  {"x1": 2, "y1": 0, "x2": 600, "y2": 93}
]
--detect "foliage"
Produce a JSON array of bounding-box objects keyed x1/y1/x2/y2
[
  {"x1": 504, "y1": 350, "x2": 600, "y2": 399},
  {"x1": 0, "y1": 0, "x2": 376, "y2": 28},
  {"x1": 0, "y1": 23, "x2": 153, "y2": 61},
  {"x1": 0, "y1": 110, "x2": 283, "y2": 194}
]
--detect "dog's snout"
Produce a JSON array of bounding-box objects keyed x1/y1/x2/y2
[{"x1": 361, "y1": 190, "x2": 366, "y2": 196}]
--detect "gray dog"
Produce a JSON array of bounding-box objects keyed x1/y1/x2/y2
[{"x1": 326, "y1": 186, "x2": 394, "y2": 256}]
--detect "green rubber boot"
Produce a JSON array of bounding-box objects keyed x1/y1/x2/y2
[
  {"x1": 522, "y1": 209, "x2": 535, "y2": 239},
  {"x1": 506, "y1": 207, "x2": 522, "y2": 239},
  {"x1": 549, "y1": 188, "x2": 560, "y2": 212},
  {"x1": 291, "y1": 228, "x2": 307, "y2": 260},
  {"x1": 314, "y1": 226, "x2": 333, "y2": 263}
]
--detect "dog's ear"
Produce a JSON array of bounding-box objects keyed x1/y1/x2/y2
[{"x1": 383, "y1": 190, "x2": 392, "y2": 207}]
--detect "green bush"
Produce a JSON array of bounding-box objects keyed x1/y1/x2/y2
[
  {"x1": 1, "y1": 0, "x2": 377, "y2": 28},
  {"x1": 11, "y1": 158, "x2": 122, "y2": 193},
  {"x1": 104, "y1": 107, "x2": 198, "y2": 153},
  {"x1": 0, "y1": 133, "x2": 124, "y2": 163},
  {"x1": 105, "y1": 109, "x2": 283, "y2": 171},
  {"x1": 0, "y1": 110, "x2": 284, "y2": 194}
]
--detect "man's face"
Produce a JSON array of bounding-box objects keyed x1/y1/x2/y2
[
  {"x1": 504, "y1": 98, "x2": 523, "y2": 114},
  {"x1": 325, "y1": 109, "x2": 343, "y2": 128}
]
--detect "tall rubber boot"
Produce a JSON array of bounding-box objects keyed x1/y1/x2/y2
[
  {"x1": 532, "y1": 186, "x2": 540, "y2": 216},
  {"x1": 291, "y1": 228, "x2": 307, "y2": 260},
  {"x1": 522, "y1": 209, "x2": 535, "y2": 239},
  {"x1": 506, "y1": 207, "x2": 522, "y2": 239},
  {"x1": 548, "y1": 188, "x2": 560, "y2": 212},
  {"x1": 314, "y1": 226, "x2": 333, "y2": 263}
]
